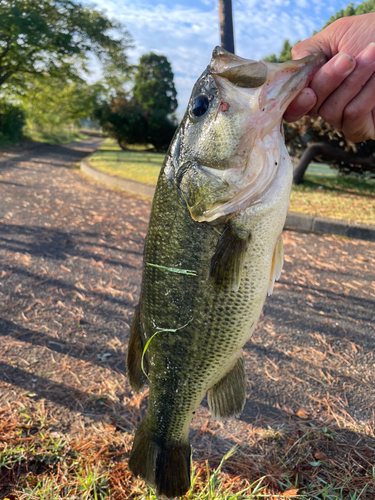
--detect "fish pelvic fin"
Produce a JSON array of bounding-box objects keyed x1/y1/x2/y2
[
  {"x1": 207, "y1": 355, "x2": 246, "y2": 420},
  {"x1": 126, "y1": 305, "x2": 148, "y2": 392},
  {"x1": 129, "y1": 419, "x2": 191, "y2": 498},
  {"x1": 210, "y1": 222, "x2": 251, "y2": 292},
  {"x1": 268, "y1": 234, "x2": 284, "y2": 296}
]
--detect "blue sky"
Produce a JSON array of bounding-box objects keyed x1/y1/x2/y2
[{"x1": 85, "y1": 0, "x2": 354, "y2": 116}]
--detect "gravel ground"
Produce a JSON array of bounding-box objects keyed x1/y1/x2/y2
[{"x1": 0, "y1": 138, "x2": 374, "y2": 447}]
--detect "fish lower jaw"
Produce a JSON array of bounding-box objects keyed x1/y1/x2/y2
[
  {"x1": 201, "y1": 130, "x2": 283, "y2": 222},
  {"x1": 243, "y1": 146, "x2": 293, "y2": 232}
]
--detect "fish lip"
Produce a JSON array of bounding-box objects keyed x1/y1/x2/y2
[
  {"x1": 260, "y1": 53, "x2": 327, "y2": 103},
  {"x1": 209, "y1": 46, "x2": 326, "y2": 93}
]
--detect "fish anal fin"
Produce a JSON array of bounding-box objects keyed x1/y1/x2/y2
[
  {"x1": 207, "y1": 355, "x2": 246, "y2": 420},
  {"x1": 129, "y1": 419, "x2": 191, "y2": 498},
  {"x1": 126, "y1": 305, "x2": 148, "y2": 392},
  {"x1": 268, "y1": 234, "x2": 284, "y2": 296},
  {"x1": 210, "y1": 222, "x2": 251, "y2": 292}
]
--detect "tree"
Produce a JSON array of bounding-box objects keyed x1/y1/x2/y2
[
  {"x1": 0, "y1": 102, "x2": 25, "y2": 143},
  {"x1": 264, "y1": 39, "x2": 294, "y2": 63},
  {"x1": 0, "y1": 0, "x2": 132, "y2": 88},
  {"x1": 133, "y1": 53, "x2": 177, "y2": 116},
  {"x1": 19, "y1": 75, "x2": 102, "y2": 140},
  {"x1": 96, "y1": 53, "x2": 178, "y2": 152},
  {"x1": 94, "y1": 95, "x2": 147, "y2": 148},
  {"x1": 218, "y1": 0, "x2": 235, "y2": 54}
]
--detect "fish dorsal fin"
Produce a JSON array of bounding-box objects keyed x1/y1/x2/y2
[{"x1": 268, "y1": 235, "x2": 284, "y2": 296}]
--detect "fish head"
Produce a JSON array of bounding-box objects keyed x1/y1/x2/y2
[{"x1": 175, "y1": 46, "x2": 325, "y2": 222}]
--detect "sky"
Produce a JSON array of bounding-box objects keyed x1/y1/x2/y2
[{"x1": 84, "y1": 0, "x2": 354, "y2": 117}]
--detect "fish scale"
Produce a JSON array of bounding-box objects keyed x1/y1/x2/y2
[{"x1": 126, "y1": 46, "x2": 326, "y2": 497}]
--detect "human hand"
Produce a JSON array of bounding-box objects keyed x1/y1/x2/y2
[{"x1": 284, "y1": 13, "x2": 375, "y2": 143}]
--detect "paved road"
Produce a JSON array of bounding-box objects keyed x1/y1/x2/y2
[{"x1": 0, "y1": 138, "x2": 374, "y2": 442}]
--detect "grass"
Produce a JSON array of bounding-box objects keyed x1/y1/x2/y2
[
  {"x1": 290, "y1": 174, "x2": 375, "y2": 226},
  {"x1": 24, "y1": 126, "x2": 89, "y2": 145},
  {"x1": 89, "y1": 139, "x2": 375, "y2": 226},
  {"x1": 1, "y1": 401, "x2": 375, "y2": 499},
  {"x1": 89, "y1": 139, "x2": 164, "y2": 186}
]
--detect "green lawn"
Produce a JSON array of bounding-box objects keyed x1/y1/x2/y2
[
  {"x1": 89, "y1": 139, "x2": 164, "y2": 186},
  {"x1": 89, "y1": 139, "x2": 375, "y2": 225},
  {"x1": 290, "y1": 174, "x2": 375, "y2": 225}
]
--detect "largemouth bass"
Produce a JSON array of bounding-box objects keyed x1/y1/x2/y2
[{"x1": 127, "y1": 47, "x2": 325, "y2": 498}]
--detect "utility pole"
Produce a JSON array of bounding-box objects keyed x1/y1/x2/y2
[{"x1": 218, "y1": 0, "x2": 235, "y2": 54}]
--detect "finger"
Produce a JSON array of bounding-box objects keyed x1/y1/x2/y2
[
  {"x1": 291, "y1": 32, "x2": 334, "y2": 61},
  {"x1": 319, "y1": 43, "x2": 375, "y2": 130},
  {"x1": 341, "y1": 71, "x2": 375, "y2": 142},
  {"x1": 307, "y1": 52, "x2": 356, "y2": 116},
  {"x1": 283, "y1": 88, "x2": 317, "y2": 122}
]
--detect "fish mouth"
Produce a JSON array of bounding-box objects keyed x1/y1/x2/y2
[
  {"x1": 211, "y1": 47, "x2": 326, "y2": 114},
  {"x1": 195, "y1": 49, "x2": 326, "y2": 223},
  {"x1": 258, "y1": 53, "x2": 327, "y2": 111}
]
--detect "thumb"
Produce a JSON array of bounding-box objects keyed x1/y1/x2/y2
[{"x1": 291, "y1": 32, "x2": 334, "y2": 61}]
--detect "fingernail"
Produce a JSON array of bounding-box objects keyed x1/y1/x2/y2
[
  {"x1": 333, "y1": 53, "x2": 354, "y2": 74},
  {"x1": 295, "y1": 89, "x2": 315, "y2": 108},
  {"x1": 360, "y1": 42, "x2": 375, "y2": 64},
  {"x1": 284, "y1": 90, "x2": 315, "y2": 122}
]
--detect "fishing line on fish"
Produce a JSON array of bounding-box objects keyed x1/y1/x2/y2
[
  {"x1": 146, "y1": 262, "x2": 197, "y2": 276},
  {"x1": 141, "y1": 318, "x2": 194, "y2": 378}
]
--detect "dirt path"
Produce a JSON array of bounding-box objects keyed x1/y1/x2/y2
[{"x1": 0, "y1": 138, "x2": 374, "y2": 485}]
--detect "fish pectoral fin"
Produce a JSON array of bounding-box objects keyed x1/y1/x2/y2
[
  {"x1": 207, "y1": 355, "x2": 246, "y2": 420},
  {"x1": 210, "y1": 222, "x2": 251, "y2": 292},
  {"x1": 126, "y1": 305, "x2": 148, "y2": 392},
  {"x1": 268, "y1": 234, "x2": 284, "y2": 296},
  {"x1": 129, "y1": 419, "x2": 191, "y2": 498}
]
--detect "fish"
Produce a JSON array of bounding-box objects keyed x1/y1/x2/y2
[{"x1": 126, "y1": 47, "x2": 325, "y2": 498}]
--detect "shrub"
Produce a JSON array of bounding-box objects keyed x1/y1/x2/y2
[{"x1": 0, "y1": 103, "x2": 25, "y2": 143}]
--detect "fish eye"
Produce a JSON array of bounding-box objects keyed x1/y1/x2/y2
[{"x1": 191, "y1": 95, "x2": 210, "y2": 117}]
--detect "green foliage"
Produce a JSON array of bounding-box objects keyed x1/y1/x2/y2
[
  {"x1": 96, "y1": 53, "x2": 178, "y2": 152},
  {"x1": 133, "y1": 53, "x2": 178, "y2": 115},
  {"x1": 323, "y1": 1, "x2": 375, "y2": 28},
  {"x1": 94, "y1": 96, "x2": 147, "y2": 148},
  {"x1": 264, "y1": 39, "x2": 294, "y2": 63},
  {"x1": 147, "y1": 109, "x2": 177, "y2": 151},
  {"x1": 0, "y1": 102, "x2": 25, "y2": 144},
  {"x1": 18, "y1": 75, "x2": 101, "y2": 143},
  {"x1": 0, "y1": 0, "x2": 132, "y2": 88}
]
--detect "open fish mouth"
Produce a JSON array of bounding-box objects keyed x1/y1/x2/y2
[{"x1": 181, "y1": 48, "x2": 326, "y2": 223}]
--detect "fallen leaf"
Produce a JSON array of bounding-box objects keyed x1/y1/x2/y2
[
  {"x1": 315, "y1": 451, "x2": 328, "y2": 461},
  {"x1": 296, "y1": 409, "x2": 309, "y2": 419},
  {"x1": 282, "y1": 405, "x2": 295, "y2": 415},
  {"x1": 282, "y1": 488, "x2": 299, "y2": 497}
]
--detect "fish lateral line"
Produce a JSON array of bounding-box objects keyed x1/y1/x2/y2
[
  {"x1": 146, "y1": 262, "x2": 197, "y2": 276},
  {"x1": 141, "y1": 318, "x2": 194, "y2": 378}
]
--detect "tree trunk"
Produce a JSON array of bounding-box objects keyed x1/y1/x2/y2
[
  {"x1": 293, "y1": 142, "x2": 375, "y2": 185},
  {"x1": 218, "y1": 0, "x2": 235, "y2": 54}
]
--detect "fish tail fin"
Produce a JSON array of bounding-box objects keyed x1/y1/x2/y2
[
  {"x1": 126, "y1": 305, "x2": 148, "y2": 391},
  {"x1": 129, "y1": 419, "x2": 191, "y2": 498}
]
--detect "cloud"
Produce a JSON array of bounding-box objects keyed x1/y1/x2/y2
[{"x1": 85, "y1": 0, "x2": 350, "y2": 116}]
